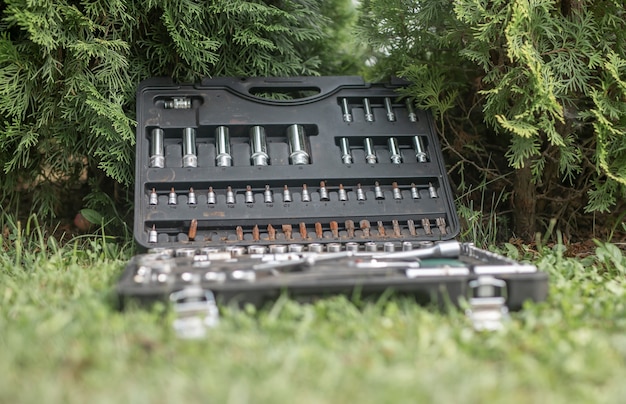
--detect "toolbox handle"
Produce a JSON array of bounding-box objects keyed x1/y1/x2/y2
[{"x1": 198, "y1": 76, "x2": 369, "y2": 104}]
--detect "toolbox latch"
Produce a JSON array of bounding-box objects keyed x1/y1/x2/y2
[
  {"x1": 170, "y1": 286, "x2": 220, "y2": 339},
  {"x1": 465, "y1": 276, "x2": 509, "y2": 331}
]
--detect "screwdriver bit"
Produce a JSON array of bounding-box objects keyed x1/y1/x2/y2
[
  {"x1": 267, "y1": 224, "x2": 276, "y2": 241},
  {"x1": 377, "y1": 221, "x2": 386, "y2": 237},
  {"x1": 330, "y1": 221, "x2": 339, "y2": 238},
  {"x1": 315, "y1": 222, "x2": 324, "y2": 239},
  {"x1": 245, "y1": 185, "x2": 254, "y2": 204},
  {"x1": 345, "y1": 220, "x2": 355, "y2": 238},
  {"x1": 341, "y1": 98, "x2": 352, "y2": 122},
  {"x1": 422, "y1": 218, "x2": 432, "y2": 235},
  {"x1": 188, "y1": 187, "x2": 197, "y2": 205},
  {"x1": 282, "y1": 224, "x2": 293, "y2": 240},
  {"x1": 252, "y1": 225, "x2": 260, "y2": 241},
  {"x1": 407, "y1": 219, "x2": 416, "y2": 236},
  {"x1": 392, "y1": 220, "x2": 401, "y2": 237},
  {"x1": 168, "y1": 187, "x2": 177, "y2": 205},
  {"x1": 360, "y1": 220, "x2": 371, "y2": 237},
  {"x1": 207, "y1": 186, "x2": 216, "y2": 205},
  {"x1": 319, "y1": 181, "x2": 330, "y2": 201},
  {"x1": 436, "y1": 217, "x2": 447, "y2": 235},
  {"x1": 149, "y1": 188, "x2": 158, "y2": 205},
  {"x1": 188, "y1": 219, "x2": 198, "y2": 241},
  {"x1": 236, "y1": 225, "x2": 244, "y2": 241},
  {"x1": 338, "y1": 184, "x2": 348, "y2": 201},
  {"x1": 299, "y1": 222, "x2": 308, "y2": 240}
]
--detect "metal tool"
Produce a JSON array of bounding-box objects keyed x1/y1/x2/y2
[
  {"x1": 283, "y1": 185, "x2": 292, "y2": 202},
  {"x1": 264, "y1": 185, "x2": 273, "y2": 203},
  {"x1": 360, "y1": 220, "x2": 371, "y2": 237},
  {"x1": 207, "y1": 187, "x2": 216, "y2": 205},
  {"x1": 315, "y1": 222, "x2": 324, "y2": 239},
  {"x1": 345, "y1": 220, "x2": 355, "y2": 238},
  {"x1": 436, "y1": 217, "x2": 447, "y2": 235},
  {"x1": 412, "y1": 136, "x2": 428, "y2": 163},
  {"x1": 188, "y1": 219, "x2": 198, "y2": 241},
  {"x1": 346, "y1": 242, "x2": 359, "y2": 252},
  {"x1": 364, "y1": 138, "x2": 377, "y2": 164},
  {"x1": 148, "y1": 225, "x2": 158, "y2": 243},
  {"x1": 282, "y1": 224, "x2": 293, "y2": 239},
  {"x1": 168, "y1": 187, "x2": 177, "y2": 205},
  {"x1": 236, "y1": 226, "x2": 244, "y2": 241},
  {"x1": 269, "y1": 244, "x2": 287, "y2": 254},
  {"x1": 341, "y1": 98, "x2": 352, "y2": 122},
  {"x1": 309, "y1": 243, "x2": 324, "y2": 253},
  {"x1": 319, "y1": 181, "x2": 329, "y2": 201},
  {"x1": 301, "y1": 184, "x2": 311, "y2": 202},
  {"x1": 250, "y1": 126, "x2": 269, "y2": 166},
  {"x1": 428, "y1": 182, "x2": 438, "y2": 198},
  {"x1": 411, "y1": 183, "x2": 420, "y2": 199},
  {"x1": 286, "y1": 124, "x2": 310, "y2": 165},
  {"x1": 248, "y1": 245, "x2": 265, "y2": 254},
  {"x1": 215, "y1": 126, "x2": 232, "y2": 167},
  {"x1": 149, "y1": 188, "x2": 158, "y2": 205},
  {"x1": 226, "y1": 186, "x2": 235, "y2": 204},
  {"x1": 150, "y1": 128, "x2": 165, "y2": 168},
  {"x1": 252, "y1": 225, "x2": 260, "y2": 242},
  {"x1": 299, "y1": 222, "x2": 308, "y2": 240},
  {"x1": 363, "y1": 98, "x2": 374, "y2": 122},
  {"x1": 406, "y1": 98, "x2": 417, "y2": 122},
  {"x1": 384, "y1": 242, "x2": 395, "y2": 252},
  {"x1": 373, "y1": 240, "x2": 461, "y2": 260},
  {"x1": 356, "y1": 183, "x2": 366, "y2": 201},
  {"x1": 407, "y1": 219, "x2": 416, "y2": 236},
  {"x1": 377, "y1": 221, "x2": 386, "y2": 237},
  {"x1": 182, "y1": 128, "x2": 197, "y2": 168},
  {"x1": 288, "y1": 244, "x2": 304, "y2": 252},
  {"x1": 365, "y1": 242, "x2": 377, "y2": 252},
  {"x1": 338, "y1": 184, "x2": 348, "y2": 201},
  {"x1": 392, "y1": 220, "x2": 401, "y2": 237},
  {"x1": 188, "y1": 187, "x2": 197, "y2": 205},
  {"x1": 327, "y1": 243, "x2": 342, "y2": 252},
  {"x1": 164, "y1": 97, "x2": 191, "y2": 109},
  {"x1": 384, "y1": 98, "x2": 396, "y2": 122},
  {"x1": 267, "y1": 224, "x2": 276, "y2": 241},
  {"x1": 392, "y1": 182, "x2": 402, "y2": 200},
  {"x1": 330, "y1": 221, "x2": 339, "y2": 238},
  {"x1": 422, "y1": 218, "x2": 432, "y2": 235},
  {"x1": 374, "y1": 181, "x2": 385, "y2": 200},
  {"x1": 340, "y1": 137, "x2": 353, "y2": 164},
  {"x1": 388, "y1": 137, "x2": 402, "y2": 164},
  {"x1": 402, "y1": 241, "x2": 413, "y2": 251},
  {"x1": 245, "y1": 185, "x2": 254, "y2": 203}
]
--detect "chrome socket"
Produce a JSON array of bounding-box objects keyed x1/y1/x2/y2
[
  {"x1": 250, "y1": 126, "x2": 270, "y2": 166},
  {"x1": 365, "y1": 242, "x2": 378, "y2": 252},
  {"x1": 411, "y1": 183, "x2": 421, "y2": 199},
  {"x1": 188, "y1": 188, "x2": 197, "y2": 205},
  {"x1": 168, "y1": 188, "x2": 177, "y2": 205},
  {"x1": 384, "y1": 97, "x2": 396, "y2": 122},
  {"x1": 356, "y1": 183, "x2": 366, "y2": 201},
  {"x1": 308, "y1": 243, "x2": 324, "y2": 253},
  {"x1": 384, "y1": 242, "x2": 395, "y2": 252},
  {"x1": 226, "y1": 186, "x2": 235, "y2": 204},
  {"x1": 248, "y1": 245, "x2": 267, "y2": 254},
  {"x1": 363, "y1": 98, "x2": 374, "y2": 122},
  {"x1": 164, "y1": 97, "x2": 191, "y2": 109},
  {"x1": 319, "y1": 181, "x2": 330, "y2": 201},
  {"x1": 327, "y1": 243, "x2": 342, "y2": 253},
  {"x1": 245, "y1": 186, "x2": 254, "y2": 204},
  {"x1": 301, "y1": 184, "x2": 311, "y2": 202},
  {"x1": 364, "y1": 138, "x2": 377, "y2": 164},
  {"x1": 345, "y1": 242, "x2": 360, "y2": 252},
  {"x1": 392, "y1": 182, "x2": 403, "y2": 200},
  {"x1": 341, "y1": 98, "x2": 352, "y2": 122},
  {"x1": 388, "y1": 137, "x2": 402, "y2": 164},
  {"x1": 429, "y1": 183, "x2": 438, "y2": 198},
  {"x1": 338, "y1": 184, "x2": 348, "y2": 201},
  {"x1": 406, "y1": 99, "x2": 417, "y2": 122},
  {"x1": 269, "y1": 245, "x2": 288, "y2": 254},
  {"x1": 182, "y1": 128, "x2": 197, "y2": 168},
  {"x1": 264, "y1": 185, "x2": 273, "y2": 203},
  {"x1": 282, "y1": 185, "x2": 292, "y2": 203},
  {"x1": 150, "y1": 128, "x2": 165, "y2": 168},
  {"x1": 286, "y1": 124, "x2": 310, "y2": 165},
  {"x1": 412, "y1": 135, "x2": 428, "y2": 163},
  {"x1": 288, "y1": 244, "x2": 305, "y2": 253},
  {"x1": 340, "y1": 137, "x2": 353, "y2": 164},
  {"x1": 402, "y1": 241, "x2": 413, "y2": 251},
  {"x1": 149, "y1": 188, "x2": 158, "y2": 205},
  {"x1": 374, "y1": 182, "x2": 385, "y2": 200},
  {"x1": 207, "y1": 187, "x2": 216, "y2": 205},
  {"x1": 148, "y1": 226, "x2": 158, "y2": 243},
  {"x1": 215, "y1": 126, "x2": 232, "y2": 167}
]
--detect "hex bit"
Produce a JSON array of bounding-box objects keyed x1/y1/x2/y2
[
  {"x1": 330, "y1": 221, "x2": 339, "y2": 238},
  {"x1": 319, "y1": 181, "x2": 330, "y2": 201},
  {"x1": 345, "y1": 220, "x2": 355, "y2": 238},
  {"x1": 341, "y1": 98, "x2": 353, "y2": 122},
  {"x1": 245, "y1": 185, "x2": 254, "y2": 204},
  {"x1": 422, "y1": 218, "x2": 432, "y2": 235},
  {"x1": 411, "y1": 183, "x2": 420, "y2": 199},
  {"x1": 340, "y1": 137, "x2": 353, "y2": 164},
  {"x1": 315, "y1": 222, "x2": 324, "y2": 239},
  {"x1": 149, "y1": 188, "x2": 158, "y2": 205},
  {"x1": 301, "y1": 184, "x2": 311, "y2": 202},
  {"x1": 374, "y1": 181, "x2": 385, "y2": 200},
  {"x1": 436, "y1": 217, "x2": 447, "y2": 235},
  {"x1": 282, "y1": 224, "x2": 293, "y2": 240},
  {"x1": 360, "y1": 220, "x2": 371, "y2": 238},
  {"x1": 150, "y1": 128, "x2": 165, "y2": 168},
  {"x1": 182, "y1": 128, "x2": 197, "y2": 168},
  {"x1": 388, "y1": 137, "x2": 402, "y2": 164},
  {"x1": 392, "y1": 182, "x2": 402, "y2": 200},
  {"x1": 338, "y1": 184, "x2": 348, "y2": 201},
  {"x1": 363, "y1": 98, "x2": 374, "y2": 122},
  {"x1": 226, "y1": 186, "x2": 235, "y2": 204},
  {"x1": 364, "y1": 138, "x2": 377, "y2": 164},
  {"x1": 252, "y1": 225, "x2": 260, "y2": 242},
  {"x1": 286, "y1": 124, "x2": 310, "y2": 165},
  {"x1": 407, "y1": 219, "x2": 417, "y2": 236},
  {"x1": 168, "y1": 187, "x2": 177, "y2": 205},
  {"x1": 264, "y1": 185, "x2": 273, "y2": 203},
  {"x1": 283, "y1": 185, "x2": 292, "y2": 202},
  {"x1": 188, "y1": 187, "x2": 197, "y2": 205},
  {"x1": 188, "y1": 219, "x2": 198, "y2": 241},
  {"x1": 207, "y1": 187, "x2": 216, "y2": 204},
  {"x1": 406, "y1": 98, "x2": 417, "y2": 122},
  {"x1": 215, "y1": 126, "x2": 232, "y2": 167},
  {"x1": 392, "y1": 220, "x2": 401, "y2": 237},
  {"x1": 356, "y1": 183, "x2": 366, "y2": 201},
  {"x1": 148, "y1": 225, "x2": 158, "y2": 243},
  {"x1": 428, "y1": 182, "x2": 438, "y2": 198}
]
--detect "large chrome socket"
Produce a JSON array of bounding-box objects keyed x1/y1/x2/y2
[
  {"x1": 215, "y1": 126, "x2": 232, "y2": 167},
  {"x1": 286, "y1": 124, "x2": 310, "y2": 165},
  {"x1": 150, "y1": 128, "x2": 165, "y2": 168},
  {"x1": 250, "y1": 126, "x2": 269, "y2": 166},
  {"x1": 182, "y1": 128, "x2": 197, "y2": 167}
]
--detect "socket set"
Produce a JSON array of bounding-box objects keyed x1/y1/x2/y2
[{"x1": 118, "y1": 76, "x2": 547, "y2": 325}]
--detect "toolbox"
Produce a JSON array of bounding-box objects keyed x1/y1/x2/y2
[{"x1": 116, "y1": 76, "x2": 548, "y2": 335}]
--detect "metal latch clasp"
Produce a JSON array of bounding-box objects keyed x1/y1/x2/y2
[
  {"x1": 465, "y1": 276, "x2": 509, "y2": 331},
  {"x1": 170, "y1": 287, "x2": 220, "y2": 339}
]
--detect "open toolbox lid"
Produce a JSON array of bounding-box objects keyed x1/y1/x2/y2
[{"x1": 134, "y1": 76, "x2": 460, "y2": 251}]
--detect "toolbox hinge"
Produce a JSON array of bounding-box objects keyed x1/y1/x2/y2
[
  {"x1": 170, "y1": 286, "x2": 220, "y2": 339},
  {"x1": 465, "y1": 276, "x2": 509, "y2": 331}
]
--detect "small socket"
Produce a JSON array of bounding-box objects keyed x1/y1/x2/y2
[
  {"x1": 319, "y1": 181, "x2": 329, "y2": 201},
  {"x1": 338, "y1": 184, "x2": 348, "y2": 201},
  {"x1": 428, "y1": 182, "x2": 438, "y2": 198},
  {"x1": 392, "y1": 182, "x2": 402, "y2": 200},
  {"x1": 283, "y1": 185, "x2": 292, "y2": 203},
  {"x1": 374, "y1": 181, "x2": 385, "y2": 200},
  {"x1": 226, "y1": 186, "x2": 235, "y2": 204},
  {"x1": 148, "y1": 225, "x2": 158, "y2": 243},
  {"x1": 301, "y1": 184, "x2": 311, "y2": 202},
  {"x1": 207, "y1": 187, "x2": 216, "y2": 205},
  {"x1": 356, "y1": 183, "x2": 366, "y2": 201},
  {"x1": 411, "y1": 183, "x2": 421, "y2": 199}
]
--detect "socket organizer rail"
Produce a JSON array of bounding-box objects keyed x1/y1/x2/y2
[{"x1": 117, "y1": 76, "x2": 548, "y2": 335}]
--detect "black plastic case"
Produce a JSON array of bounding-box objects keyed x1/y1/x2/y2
[{"x1": 117, "y1": 76, "x2": 548, "y2": 320}]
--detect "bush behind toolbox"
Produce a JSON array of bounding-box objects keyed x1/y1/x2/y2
[{"x1": 117, "y1": 76, "x2": 548, "y2": 334}]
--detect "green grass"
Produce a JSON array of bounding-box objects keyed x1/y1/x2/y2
[{"x1": 1, "y1": 218, "x2": 626, "y2": 403}]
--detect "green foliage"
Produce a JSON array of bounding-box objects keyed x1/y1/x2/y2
[
  {"x1": 358, "y1": 0, "x2": 626, "y2": 237},
  {"x1": 0, "y1": 0, "x2": 359, "y2": 222}
]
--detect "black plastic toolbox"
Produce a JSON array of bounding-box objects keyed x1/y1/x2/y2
[{"x1": 117, "y1": 76, "x2": 548, "y2": 331}]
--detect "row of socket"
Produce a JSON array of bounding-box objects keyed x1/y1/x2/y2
[
  {"x1": 150, "y1": 124, "x2": 310, "y2": 168},
  {"x1": 339, "y1": 136, "x2": 428, "y2": 164},
  {"x1": 340, "y1": 97, "x2": 418, "y2": 123},
  {"x1": 148, "y1": 181, "x2": 440, "y2": 206},
  {"x1": 146, "y1": 217, "x2": 448, "y2": 244}
]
